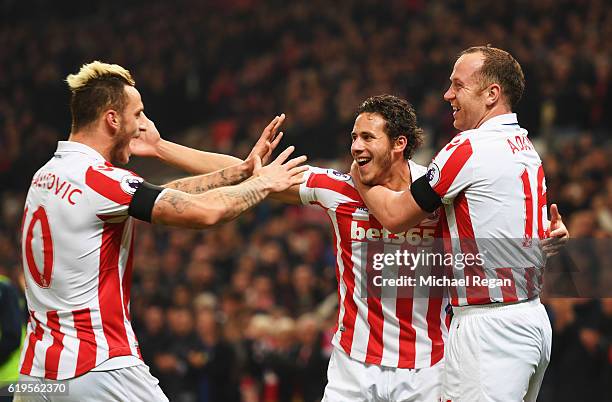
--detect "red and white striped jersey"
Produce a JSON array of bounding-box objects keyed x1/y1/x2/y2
[
  {"x1": 19, "y1": 141, "x2": 144, "y2": 380},
  {"x1": 427, "y1": 113, "x2": 548, "y2": 306},
  {"x1": 300, "y1": 161, "x2": 448, "y2": 369}
]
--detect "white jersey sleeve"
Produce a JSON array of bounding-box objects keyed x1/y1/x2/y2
[
  {"x1": 84, "y1": 163, "x2": 144, "y2": 218},
  {"x1": 427, "y1": 132, "x2": 475, "y2": 204},
  {"x1": 299, "y1": 166, "x2": 360, "y2": 208}
]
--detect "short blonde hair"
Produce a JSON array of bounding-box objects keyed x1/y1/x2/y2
[
  {"x1": 66, "y1": 61, "x2": 135, "y2": 91},
  {"x1": 66, "y1": 61, "x2": 136, "y2": 131}
]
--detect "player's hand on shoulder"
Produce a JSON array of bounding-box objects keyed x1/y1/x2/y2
[
  {"x1": 129, "y1": 113, "x2": 162, "y2": 158},
  {"x1": 253, "y1": 145, "x2": 308, "y2": 192}
]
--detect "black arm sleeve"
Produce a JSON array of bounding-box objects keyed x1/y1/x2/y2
[
  {"x1": 411, "y1": 176, "x2": 442, "y2": 213},
  {"x1": 128, "y1": 181, "x2": 164, "y2": 222}
]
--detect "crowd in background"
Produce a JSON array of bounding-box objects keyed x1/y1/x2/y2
[{"x1": 0, "y1": 0, "x2": 610, "y2": 401}]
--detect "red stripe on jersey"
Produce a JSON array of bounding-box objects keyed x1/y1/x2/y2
[
  {"x1": 365, "y1": 297, "x2": 384, "y2": 365},
  {"x1": 307, "y1": 173, "x2": 360, "y2": 201},
  {"x1": 73, "y1": 308, "x2": 97, "y2": 376},
  {"x1": 496, "y1": 268, "x2": 519, "y2": 303},
  {"x1": 122, "y1": 230, "x2": 135, "y2": 321},
  {"x1": 20, "y1": 312, "x2": 44, "y2": 375},
  {"x1": 426, "y1": 294, "x2": 445, "y2": 366},
  {"x1": 85, "y1": 166, "x2": 132, "y2": 205},
  {"x1": 454, "y1": 192, "x2": 489, "y2": 305},
  {"x1": 44, "y1": 311, "x2": 65, "y2": 379},
  {"x1": 323, "y1": 204, "x2": 343, "y2": 337},
  {"x1": 335, "y1": 203, "x2": 360, "y2": 355},
  {"x1": 99, "y1": 221, "x2": 131, "y2": 358},
  {"x1": 429, "y1": 216, "x2": 448, "y2": 357},
  {"x1": 396, "y1": 297, "x2": 416, "y2": 367},
  {"x1": 433, "y1": 139, "x2": 473, "y2": 197},
  {"x1": 521, "y1": 170, "x2": 533, "y2": 240}
]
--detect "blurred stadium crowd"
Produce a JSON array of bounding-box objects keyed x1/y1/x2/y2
[{"x1": 0, "y1": 0, "x2": 610, "y2": 401}]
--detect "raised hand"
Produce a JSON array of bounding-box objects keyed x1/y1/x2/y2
[
  {"x1": 245, "y1": 114, "x2": 286, "y2": 172},
  {"x1": 130, "y1": 113, "x2": 162, "y2": 158},
  {"x1": 253, "y1": 146, "x2": 308, "y2": 192}
]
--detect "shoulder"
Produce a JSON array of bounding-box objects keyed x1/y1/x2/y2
[
  {"x1": 85, "y1": 163, "x2": 143, "y2": 203},
  {"x1": 302, "y1": 166, "x2": 360, "y2": 201},
  {"x1": 304, "y1": 166, "x2": 353, "y2": 186}
]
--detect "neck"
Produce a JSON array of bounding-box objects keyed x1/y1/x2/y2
[
  {"x1": 380, "y1": 158, "x2": 411, "y2": 191},
  {"x1": 68, "y1": 126, "x2": 112, "y2": 162},
  {"x1": 474, "y1": 105, "x2": 512, "y2": 129}
]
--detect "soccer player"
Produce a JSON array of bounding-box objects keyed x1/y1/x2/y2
[
  {"x1": 15, "y1": 61, "x2": 306, "y2": 402},
  {"x1": 352, "y1": 46, "x2": 566, "y2": 401}
]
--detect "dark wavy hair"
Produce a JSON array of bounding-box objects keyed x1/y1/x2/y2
[{"x1": 356, "y1": 94, "x2": 424, "y2": 160}]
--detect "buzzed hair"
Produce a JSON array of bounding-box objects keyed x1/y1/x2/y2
[
  {"x1": 66, "y1": 61, "x2": 135, "y2": 131},
  {"x1": 460, "y1": 45, "x2": 525, "y2": 109}
]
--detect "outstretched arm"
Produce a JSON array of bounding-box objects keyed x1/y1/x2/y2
[
  {"x1": 350, "y1": 162, "x2": 434, "y2": 232},
  {"x1": 163, "y1": 162, "x2": 251, "y2": 194},
  {"x1": 131, "y1": 114, "x2": 286, "y2": 174},
  {"x1": 151, "y1": 147, "x2": 308, "y2": 228}
]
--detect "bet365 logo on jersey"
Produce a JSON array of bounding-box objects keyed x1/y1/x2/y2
[{"x1": 350, "y1": 221, "x2": 434, "y2": 246}]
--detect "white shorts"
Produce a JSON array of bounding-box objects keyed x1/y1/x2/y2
[
  {"x1": 442, "y1": 298, "x2": 552, "y2": 402},
  {"x1": 13, "y1": 365, "x2": 168, "y2": 402},
  {"x1": 322, "y1": 347, "x2": 443, "y2": 402}
]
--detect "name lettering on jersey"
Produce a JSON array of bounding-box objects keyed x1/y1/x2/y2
[
  {"x1": 31, "y1": 171, "x2": 82, "y2": 205},
  {"x1": 350, "y1": 220, "x2": 435, "y2": 246},
  {"x1": 506, "y1": 136, "x2": 533, "y2": 154}
]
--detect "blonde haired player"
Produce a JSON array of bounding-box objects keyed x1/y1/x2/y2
[{"x1": 14, "y1": 61, "x2": 306, "y2": 401}]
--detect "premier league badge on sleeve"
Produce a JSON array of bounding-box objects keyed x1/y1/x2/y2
[
  {"x1": 327, "y1": 169, "x2": 351, "y2": 181},
  {"x1": 120, "y1": 175, "x2": 144, "y2": 195},
  {"x1": 426, "y1": 163, "x2": 441, "y2": 187}
]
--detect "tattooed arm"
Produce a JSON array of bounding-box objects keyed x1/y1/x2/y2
[
  {"x1": 151, "y1": 147, "x2": 308, "y2": 228},
  {"x1": 163, "y1": 162, "x2": 251, "y2": 194}
]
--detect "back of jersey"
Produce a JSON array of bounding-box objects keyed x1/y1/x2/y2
[{"x1": 20, "y1": 141, "x2": 141, "y2": 379}]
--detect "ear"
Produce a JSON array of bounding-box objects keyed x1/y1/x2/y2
[
  {"x1": 104, "y1": 110, "x2": 120, "y2": 132},
  {"x1": 394, "y1": 135, "x2": 408, "y2": 155},
  {"x1": 485, "y1": 83, "x2": 501, "y2": 106}
]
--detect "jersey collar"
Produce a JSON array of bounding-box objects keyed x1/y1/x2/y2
[
  {"x1": 55, "y1": 141, "x2": 107, "y2": 162},
  {"x1": 478, "y1": 113, "x2": 519, "y2": 130}
]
